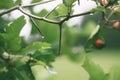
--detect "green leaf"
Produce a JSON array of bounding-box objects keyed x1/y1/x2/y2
[
  {"x1": 31, "y1": 20, "x2": 59, "y2": 44},
  {"x1": 89, "y1": 25, "x2": 100, "y2": 39},
  {"x1": 12, "y1": 68, "x2": 25, "y2": 80},
  {"x1": 108, "y1": 66, "x2": 120, "y2": 80},
  {"x1": 16, "y1": 64, "x2": 35, "y2": 80},
  {"x1": 0, "y1": 0, "x2": 14, "y2": 9},
  {"x1": 82, "y1": 57, "x2": 105, "y2": 80},
  {"x1": 63, "y1": 0, "x2": 76, "y2": 6},
  {"x1": 56, "y1": 4, "x2": 68, "y2": 15},
  {"x1": 0, "y1": 35, "x2": 5, "y2": 48},
  {"x1": 32, "y1": 50, "x2": 55, "y2": 66},
  {"x1": 0, "y1": 18, "x2": 9, "y2": 33},
  {"x1": 7, "y1": 36, "x2": 23, "y2": 52},
  {"x1": 84, "y1": 25, "x2": 105, "y2": 52},
  {"x1": 14, "y1": 0, "x2": 22, "y2": 5},
  {"x1": 0, "y1": 33, "x2": 23, "y2": 52},
  {"x1": 0, "y1": 58, "x2": 6, "y2": 68},
  {"x1": 32, "y1": 0, "x2": 42, "y2": 3},
  {"x1": 21, "y1": 42, "x2": 51, "y2": 54},
  {"x1": 6, "y1": 16, "x2": 26, "y2": 35},
  {"x1": 91, "y1": 6, "x2": 105, "y2": 13}
]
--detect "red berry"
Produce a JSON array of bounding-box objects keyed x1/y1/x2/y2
[
  {"x1": 100, "y1": 0, "x2": 108, "y2": 7},
  {"x1": 113, "y1": 21, "x2": 120, "y2": 29},
  {"x1": 95, "y1": 39, "x2": 104, "y2": 47}
]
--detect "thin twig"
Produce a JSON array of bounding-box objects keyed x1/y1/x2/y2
[
  {"x1": 45, "y1": 5, "x2": 59, "y2": 18},
  {"x1": 54, "y1": 15, "x2": 67, "y2": 18},
  {"x1": 18, "y1": 6, "x2": 60, "y2": 24},
  {"x1": 70, "y1": 11, "x2": 92, "y2": 18},
  {"x1": 30, "y1": 17, "x2": 44, "y2": 41}
]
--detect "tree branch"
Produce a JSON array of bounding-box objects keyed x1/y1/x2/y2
[
  {"x1": 70, "y1": 11, "x2": 92, "y2": 18},
  {"x1": 0, "y1": 0, "x2": 56, "y2": 16},
  {"x1": 0, "y1": 5, "x2": 19, "y2": 16},
  {"x1": 18, "y1": 6, "x2": 60, "y2": 24},
  {"x1": 22, "y1": 0, "x2": 56, "y2": 8}
]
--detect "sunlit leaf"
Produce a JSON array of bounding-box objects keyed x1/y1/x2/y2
[
  {"x1": 91, "y1": 6, "x2": 105, "y2": 13},
  {"x1": 0, "y1": 33, "x2": 23, "y2": 52},
  {"x1": 82, "y1": 57, "x2": 105, "y2": 80},
  {"x1": 21, "y1": 42, "x2": 51, "y2": 54},
  {"x1": 6, "y1": 16, "x2": 26, "y2": 35},
  {"x1": 56, "y1": 4, "x2": 68, "y2": 15},
  {"x1": 108, "y1": 66, "x2": 120, "y2": 80},
  {"x1": 0, "y1": 0, "x2": 14, "y2": 9},
  {"x1": 63, "y1": 0, "x2": 76, "y2": 6},
  {"x1": 32, "y1": 50, "x2": 55, "y2": 66}
]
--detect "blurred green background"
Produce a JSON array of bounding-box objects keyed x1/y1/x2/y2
[
  {"x1": 31, "y1": 11, "x2": 120, "y2": 80},
  {"x1": 32, "y1": 48, "x2": 120, "y2": 80}
]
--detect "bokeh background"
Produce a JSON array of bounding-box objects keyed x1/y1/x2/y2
[{"x1": 1, "y1": 0, "x2": 120, "y2": 80}]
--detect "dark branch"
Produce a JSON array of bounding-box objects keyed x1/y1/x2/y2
[{"x1": 70, "y1": 11, "x2": 91, "y2": 18}]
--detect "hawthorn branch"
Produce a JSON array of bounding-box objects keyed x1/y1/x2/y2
[
  {"x1": 0, "y1": 5, "x2": 19, "y2": 16},
  {"x1": 0, "y1": 0, "x2": 56, "y2": 16},
  {"x1": 70, "y1": 11, "x2": 92, "y2": 18},
  {"x1": 18, "y1": 6, "x2": 60, "y2": 24},
  {"x1": 23, "y1": 0, "x2": 56, "y2": 8}
]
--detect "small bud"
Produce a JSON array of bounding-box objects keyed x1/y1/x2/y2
[
  {"x1": 100, "y1": 0, "x2": 108, "y2": 7},
  {"x1": 113, "y1": 21, "x2": 120, "y2": 29}
]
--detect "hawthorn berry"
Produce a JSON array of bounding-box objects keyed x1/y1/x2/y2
[
  {"x1": 113, "y1": 21, "x2": 120, "y2": 29},
  {"x1": 100, "y1": 0, "x2": 108, "y2": 7},
  {"x1": 94, "y1": 39, "x2": 105, "y2": 49}
]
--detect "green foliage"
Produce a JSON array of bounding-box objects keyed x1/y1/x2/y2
[
  {"x1": 63, "y1": 0, "x2": 76, "y2": 7},
  {"x1": 56, "y1": 4, "x2": 68, "y2": 16},
  {"x1": 0, "y1": 18, "x2": 9, "y2": 33},
  {"x1": 32, "y1": 0, "x2": 42, "y2": 3},
  {"x1": 84, "y1": 25, "x2": 105, "y2": 52},
  {"x1": 6, "y1": 16, "x2": 26, "y2": 35},
  {"x1": 0, "y1": 0, "x2": 14, "y2": 9},
  {"x1": 91, "y1": 6, "x2": 105, "y2": 13},
  {"x1": 14, "y1": 0, "x2": 22, "y2": 5},
  {"x1": 108, "y1": 66, "x2": 120, "y2": 80},
  {"x1": 0, "y1": 0, "x2": 120, "y2": 80},
  {"x1": 82, "y1": 57, "x2": 105, "y2": 80}
]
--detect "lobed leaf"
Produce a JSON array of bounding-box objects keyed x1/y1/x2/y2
[
  {"x1": 21, "y1": 42, "x2": 51, "y2": 54},
  {"x1": 6, "y1": 16, "x2": 26, "y2": 35},
  {"x1": 82, "y1": 57, "x2": 105, "y2": 80}
]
